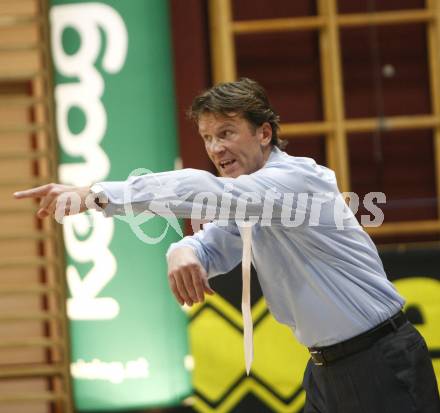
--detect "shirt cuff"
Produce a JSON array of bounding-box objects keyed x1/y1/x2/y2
[{"x1": 166, "y1": 238, "x2": 209, "y2": 273}]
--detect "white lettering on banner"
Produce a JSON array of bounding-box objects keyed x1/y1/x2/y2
[
  {"x1": 63, "y1": 212, "x2": 118, "y2": 319},
  {"x1": 50, "y1": 4, "x2": 128, "y2": 320},
  {"x1": 71, "y1": 357, "x2": 150, "y2": 384}
]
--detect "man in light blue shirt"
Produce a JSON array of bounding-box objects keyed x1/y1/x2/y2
[{"x1": 15, "y1": 78, "x2": 439, "y2": 412}]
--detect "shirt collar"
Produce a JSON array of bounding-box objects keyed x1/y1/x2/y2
[{"x1": 265, "y1": 146, "x2": 283, "y2": 166}]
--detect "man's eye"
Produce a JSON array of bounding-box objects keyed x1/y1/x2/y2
[{"x1": 222, "y1": 130, "x2": 233, "y2": 137}]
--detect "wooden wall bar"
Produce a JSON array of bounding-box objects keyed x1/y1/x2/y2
[
  {"x1": 202, "y1": 0, "x2": 440, "y2": 242},
  {"x1": 0, "y1": 1, "x2": 72, "y2": 412}
]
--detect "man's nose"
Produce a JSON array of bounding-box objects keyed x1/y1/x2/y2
[{"x1": 209, "y1": 138, "x2": 225, "y2": 154}]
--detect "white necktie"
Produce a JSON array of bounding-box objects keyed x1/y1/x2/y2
[{"x1": 240, "y1": 224, "x2": 254, "y2": 375}]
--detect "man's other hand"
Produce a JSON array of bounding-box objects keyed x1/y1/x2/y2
[
  {"x1": 14, "y1": 183, "x2": 93, "y2": 219},
  {"x1": 167, "y1": 247, "x2": 214, "y2": 306}
]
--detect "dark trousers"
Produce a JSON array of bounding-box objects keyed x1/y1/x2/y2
[{"x1": 302, "y1": 322, "x2": 440, "y2": 413}]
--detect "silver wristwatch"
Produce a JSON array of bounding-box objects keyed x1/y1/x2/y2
[{"x1": 89, "y1": 184, "x2": 108, "y2": 210}]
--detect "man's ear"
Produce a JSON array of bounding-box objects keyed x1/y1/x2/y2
[{"x1": 259, "y1": 122, "x2": 273, "y2": 147}]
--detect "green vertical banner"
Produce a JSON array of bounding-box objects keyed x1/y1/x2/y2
[{"x1": 49, "y1": 0, "x2": 192, "y2": 410}]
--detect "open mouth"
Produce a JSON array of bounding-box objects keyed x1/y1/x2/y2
[{"x1": 219, "y1": 159, "x2": 236, "y2": 170}]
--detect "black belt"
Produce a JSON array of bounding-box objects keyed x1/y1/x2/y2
[{"x1": 308, "y1": 310, "x2": 407, "y2": 366}]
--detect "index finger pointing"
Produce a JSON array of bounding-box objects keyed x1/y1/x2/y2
[{"x1": 14, "y1": 184, "x2": 52, "y2": 199}]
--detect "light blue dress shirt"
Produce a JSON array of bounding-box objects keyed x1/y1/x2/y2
[{"x1": 98, "y1": 147, "x2": 404, "y2": 348}]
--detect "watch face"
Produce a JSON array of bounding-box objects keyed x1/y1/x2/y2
[
  {"x1": 90, "y1": 184, "x2": 104, "y2": 196},
  {"x1": 87, "y1": 185, "x2": 106, "y2": 210}
]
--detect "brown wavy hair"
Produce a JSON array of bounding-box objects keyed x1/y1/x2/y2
[{"x1": 188, "y1": 78, "x2": 285, "y2": 148}]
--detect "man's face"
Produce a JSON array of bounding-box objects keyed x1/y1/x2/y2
[{"x1": 198, "y1": 113, "x2": 272, "y2": 178}]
